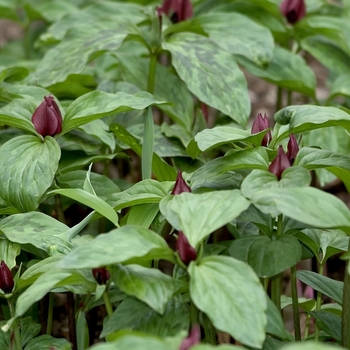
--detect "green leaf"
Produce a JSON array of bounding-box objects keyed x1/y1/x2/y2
[
  {"x1": 297, "y1": 270, "x2": 343, "y2": 305},
  {"x1": 160, "y1": 190, "x2": 250, "y2": 248},
  {"x1": 188, "y1": 147, "x2": 269, "y2": 184},
  {"x1": 102, "y1": 297, "x2": 189, "y2": 338},
  {"x1": 280, "y1": 342, "x2": 341, "y2": 350},
  {"x1": 0, "y1": 239, "x2": 20, "y2": 269},
  {"x1": 0, "y1": 66, "x2": 29, "y2": 84},
  {"x1": 49, "y1": 188, "x2": 119, "y2": 227},
  {"x1": 295, "y1": 229, "x2": 349, "y2": 264},
  {"x1": 328, "y1": 73, "x2": 350, "y2": 100},
  {"x1": 62, "y1": 90, "x2": 166, "y2": 134},
  {"x1": 0, "y1": 136, "x2": 60, "y2": 212},
  {"x1": 57, "y1": 226, "x2": 175, "y2": 269},
  {"x1": 57, "y1": 170, "x2": 120, "y2": 203},
  {"x1": 300, "y1": 36, "x2": 350, "y2": 78},
  {"x1": 309, "y1": 310, "x2": 341, "y2": 341},
  {"x1": 192, "y1": 126, "x2": 268, "y2": 153},
  {"x1": 108, "y1": 179, "x2": 167, "y2": 211},
  {"x1": 194, "y1": 12, "x2": 274, "y2": 65},
  {"x1": 192, "y1": 345, "x2": 245, "y2": 350},
  {"x1": 24, "y1": 334, "x2": 72, "y2": 350},
  {"x1": 35, "y1": 23, "x2": 130, "y2": 87},
  {"x1": 87, "y1": 332, "x2": 171, "y2": 350},
  {"x1": 275, "y1": 105, "x2": 350, "y2": 141},
  {"x1": 265, "y1": 296, "x2": 288, "y2": 339},
  {"x1": 189, "y1": 256, "x2": 267, "y2": 348},
  {"x1": 237, "y1": 47, "x2": 316, "y2": 97},
  {"x1": 229, "y1": 235, "x2": 302, "y2": 277},
  {"x1": 250, "y1": 187, "x2": 350, "y2": 230},
  {"x1": 127, "y1": 204, "x2": 159, "y2": 228},
  {"x1": 0, "y1": 212, "x2": 72, "y2": 256},
  {"x1": 110, "y1": 123, "x2": 177, "y2": 181},
  {"x1": 164, "y1": 33, "x2": 250, "y2": 126},
  {"x1": 20, "y1": 317, "x2": 41, "y2": 348},
  {"x1": 111, "y1": 265, "x2": 182, "y2": 314}
]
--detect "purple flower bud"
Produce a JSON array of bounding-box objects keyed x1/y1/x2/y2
[
  {"x1": 286, "y1": 134, "x2": 299, "y2": 165},
  {"x1": 92, "y1": 267, "x2": 110, "y2": 285},
  {"x1": 171, "y1": 170, "x2": 191, "y2": 195},
  {"x1": 32, "y1": 95, "x2": 62, "y2": 137},
  {"x1": 157, "y1": 0, "x2": 193, "y2": 23},
  {"x1": 269, "y1": 146, "x2": 291, "y2": 180},
  {"x1": 176, "y1": 231, "x2": 197, "y2": 265},
  {"x1": 251, "y1": 113, "x2": 272, "y2": 147},
  {"x1": 0, "y1": 260, "x2": 14, "y2": 294},
  {"x1": 280, "y1": 0, "x2": 306, "y2": 24},
  {"x1": 179, "y1": 324, "x2": 201, "y2": 350}
]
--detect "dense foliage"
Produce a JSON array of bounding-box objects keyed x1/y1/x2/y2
[{"x1": 1, "y1": 0, "x2": 350, "y2": 349}]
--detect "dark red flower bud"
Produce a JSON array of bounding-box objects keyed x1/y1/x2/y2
[
  {"x1": 176, "y1": 232, "x2": 197, "y2": 265},
  {"x1": 269, "y1": 146, "x2": 291, "y2": 180},
  {"x1": 201, "y1": 102, "x2": 209, "y2": 123},
  {"x1": 92, "y1": 267, "x2": 110, "y2": 285},
  {"x1": 171, "y1": 170, "x2": 191, "y2": 195},
  {"x1": 280, "y1": 0, "x2": 306, "y2": 24},
  {"x1": 0, "y1": 260, "x2": 14, "y2": 294},
  {"x1": 32, "y1": 95, "x2": 62, "y2": 137},
  {"x1": 286, "y1": 134, "x2": 299, "y2": 165},
  {"x1": 251, "y1": 113, "x2": 272, "y2": 147},
  {"x1": 180, "y1": 324, "x2": 201, "y2": 350},
  {"x1": 157, "y1": 0, "x2": 193, "y2": 23}
]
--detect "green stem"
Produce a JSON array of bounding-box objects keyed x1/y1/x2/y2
[
  {"x1": 276, "y1": 86, "x2": 283, "y2": 111},
  {"x1": 291, "y1": 265, "x2": 301, "y2": 341},
  {"x1": 314, "y1": 263, "x2": 324, "y2": 342},
  {"x1": 147, "y1": 53, "x2": 157, "y2": 94},
  {"x1": 190, "y1": 299, "x2": 199, "y2": 327},
  {"x1": 103, "y1": 291, "x2": 113, "y2": 317},
  {"x1": 54, "y1": 194, "x2": 66, "y2": 224},
  {"x1": 287, "y1": 90, "x2": 293, "y2": 106},
  {"x1": 342, "y1": 240, "x2": 350, "y2": 348},
  {"x1": 304, "y1": 313, "x2": 311, "y2": 339},
  {"x1": 271, "y1": 215, "x2": 284, "y2": 311},
  {"x1": 46, "y1": 293, "x2": 54, "y2": 336},
  {"x1": 8, "y1": 299, "x2": 22, "y2": 350}
]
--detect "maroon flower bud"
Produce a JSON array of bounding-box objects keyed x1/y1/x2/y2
[
  {"x1": 280, "y1": 0, "x2": 306, "y2": 24},
  {"x1": 176, "y1": 231, "x2": 197, "y2": 265},
  {"x1": 269, "y1": 146, "x2": 291, "y2": 180},
  {"x1": 92, "y1": 267, "x2": 110, "y2": 285},
  {"x1": 179, "y1": 324, "x2": 201, "y2": 350},
  {"x1": 32, "y1": 95, "x2": 62, "y2": 137},
  {"x1": 0, "y1": 260, "x2": 14, "y2": 294},
  {"x1": 286, "y1": 134, "x2": 299, "y2": 165},
  {"x1": 171, "y1": 170, "x2": 191, "y2": 195},
  {"x1": 201, "y1": 102, "x2": 209, "y2": 123},
  {"x1": 251, "y1": 113, "x2": 272, "y2": 147},
  {"x1": 157, "y1": 0, "x2": 193, "y2": 23}
]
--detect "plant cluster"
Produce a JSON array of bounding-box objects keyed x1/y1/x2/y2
[{"x1": 1, "y1": 0, "x2": 350, "y2": 349}]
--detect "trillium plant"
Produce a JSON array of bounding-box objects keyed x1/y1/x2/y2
[{"x1": 1, "y1": 0, "x2": 350, "y2": 349}]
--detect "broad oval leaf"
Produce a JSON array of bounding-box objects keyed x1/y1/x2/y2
[
  {"x1": 251, "y1": 187, "x2": 350, "y2": 231},
  {"x1": 0, "y1": 212, "x2": 72, "y2": 256},
  {"x1": 188, "y1": 147, "x2": 269, "y2": 184},
  {"x1": 0, "y1": 136, "x2": 61, "y2": 212},
  {"x1": 189, "y1": 256, "x2": 267, "y2": 348},
  {"x1": 229, "y1": 235, "x2": 302, "y2": 277},
  {"x1": 62, "y1": 90, "x2": 167, "y2": 134},
  {"x1": 194, "y1": 12, "x2": 274, "y2": 65},
  {"x1": 275, "y1": 105, "x2": 350, "y2": 142},
  {"x1": 237, "y1": 47, "x2": 316, "y2": 97},
  {"x1": 160, "y1": 190, "x2": 250, "y2": 248},
  {"x1": 35, "y1": 23, "x2": 130, "y2": 87},
  {"x1": 164, "y1": 33, "x2": 250, "y2": 126},
  {"x1": 111, "y1": 265, "x2": 182, "y2": 314},
  {"x1": 57, "y1": 226, "x2": 175, "y2": 269}
]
